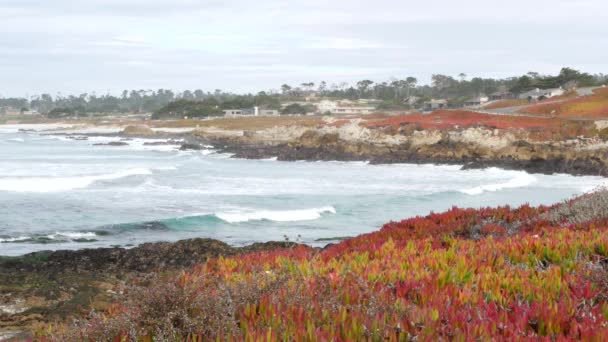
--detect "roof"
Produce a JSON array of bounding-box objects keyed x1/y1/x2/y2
[
  {"x1": 521, "y1": 88, "x2": 562, "y2": 96},
  {"x1": 425, "y1": 99, "x2": 448, "y2": 104},
  {"x1": 465, "y1": 95, "x2": 489, "y2": 102}
]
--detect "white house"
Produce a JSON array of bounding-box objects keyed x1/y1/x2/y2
[
  {"x1": 464, "y1": 95, "x2": 489, "y2": 107},
  {"x1": 403, "y1": 96, "x2": 421, "y2": 106},
  {"x1": 317, "y1": 100, "x2": 375, "y2": 115},
  {"x1": 21, "y1": 110, "x2": 41, "y2": 116},
  {"x1": 423, "y1": 99, "x2": 448, "y2": 111},
  {"x1": 223, "y1": 109, "x2": 246, "y2": 116},
  {"x1": 223, "y1": 107, "x2": 279, "y2": 117},
  {"x1": 519, "y1": 88, "x2": 565, "y2": 102}
]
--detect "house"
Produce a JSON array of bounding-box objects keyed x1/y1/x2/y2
[
  {"x1": 518, "y1": 88, "x2": 565, "y2": 102},
  {"x1": 464, "y1": 95, "x2": 489, "y2": 107},
  {"x1": 423, "y1": 99, "x2": 448, "y2": 111},
  {"x1": 223, "y1": 109, "x2": 247, "y2": 116},
  {"x1": 317, "y1": 100, "x2": 375, "y2": 115},
  {"x1": 490, "y1": 90, "x2": 514, "y2": 101},
  {"x1": 403, "y1": 96, "x2": 421, "y2": 106},
  {"x1": 223, "y1": 107, "x2": 279, "y2": 117},
  {"x1": 258, "y1": 109, "x2": 280, "y2": 116},
  {"x1": 21, "y1": 110, "x2": 41, "y2": 116}
]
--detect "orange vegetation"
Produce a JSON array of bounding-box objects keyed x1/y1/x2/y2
[
  {"x1": 365, "y1": 110, "x2": 564, "y2": 130},
  {"x1": 521, "y1": 87, "x2": 608, "y2": 118},
  {"x1": 39, "y1": 191, "x2": 608, "y2": 340}
]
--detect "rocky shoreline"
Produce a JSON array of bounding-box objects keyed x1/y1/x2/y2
[
  {"x1": 200, "y1": 134, "x2": 608, "y2": 177},
  {"x1": 4, "y1": 120, "x2": 608, "y2": 338},
  {"x1": 40, "y1": 121, "x2": 608, "y2": 177},
  {"x1": 0, "y1": 239, "x2": 303, "y2": 338}
]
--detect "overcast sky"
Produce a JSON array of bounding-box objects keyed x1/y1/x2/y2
[{"x1": 1, "y1": 0, "x2": 607, "y2": 97}]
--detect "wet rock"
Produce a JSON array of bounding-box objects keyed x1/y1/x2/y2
[
  {"x1": 93, "y1": 141, "x2": 129, "y2": 146},
  {"x1": 180, "y1": 143, "x2": 203, "y2": 150},
  {"x1": 66, "y1": 136, "x2": 88, "y2": 141},
  {"x1": 210, "y1": 131, "x2": 608, "y2": 177},
  {"x1": 143, "y1": 140, "x2": 180, "y2": 146}
]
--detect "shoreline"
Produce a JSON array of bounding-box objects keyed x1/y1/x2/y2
[
  {"x1": 2, "y1": 119, "x2": 608, "y2": 336},
  {"x1": 34, "y1": 128, "x2": 608, "y2": 178},
  {"x1": 0, "y1": 239, "x2": 304, "y2": 336}
]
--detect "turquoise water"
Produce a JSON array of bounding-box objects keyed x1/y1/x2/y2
[{"x1": 0, "y1": 126, "x2": 605, "y2": 256}]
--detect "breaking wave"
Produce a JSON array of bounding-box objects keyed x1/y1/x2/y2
[
  {"x1": 0, "y1": 231, "x2": 99, "y2": 244},
  {"x1": 0, "y1": 168, "x2": 152, "y2": 192},
  {"x1": 215, "y1": 206, "x2": 337, "y2": 223},
  {"x1": 459, "y1": 173, "x2": 537, "y2": 195},
  {"x1": 100, "y1": 206, "x2": 338, "y2": 234}
]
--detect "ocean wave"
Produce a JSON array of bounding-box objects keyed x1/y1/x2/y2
[
  {"x1": 0, "y1": 168, "x2": 152, "y2": 192},
  {"x1": 6, "y1": 138, "x2": 24, "y2": 143},
  {"x1": 46, "y1": 231, "x2": 97, "y2": 239},
  {"x1": 0, "y1": 231, "x2": 99, "y2": 243},
  {"x1": 459, "y1": 173, "x2": 537, "y2": 195},
  {"x1": 103, "y1": 206, "x2": 337, "y2": 233},
  {"x1": 215, "y1": 206, "x2": 336, "y2": 223},
  {"x1": 0, "y1": 236, "x2": 31, "y2": 243}
]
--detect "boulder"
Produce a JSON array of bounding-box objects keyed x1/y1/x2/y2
[
  {"x1": 122, "y1": 125, "x2": 155, "y2": 136},
  {"x1": 180, "y1": 143, "x2": 203, "y2": 151}
]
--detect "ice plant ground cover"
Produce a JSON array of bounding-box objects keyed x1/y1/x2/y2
[{"x1": 40, "y1": 191, "x2": 608, "y2": 340}]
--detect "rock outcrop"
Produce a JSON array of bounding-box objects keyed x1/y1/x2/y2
[
  {"x1": 206, "y1": 124, "x2": 608, "y2": 177},
  {"x1": 122, "y1": 125, "x2": 155, "y2": 136}
]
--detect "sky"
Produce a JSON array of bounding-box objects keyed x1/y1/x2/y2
[{"x1": 0, "y1": 0, "x2": 607, "y2": 97}]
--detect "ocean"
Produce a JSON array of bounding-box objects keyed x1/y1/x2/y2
[{"x1": 0, "y1": 126, "x2": 605, "y2": 256}]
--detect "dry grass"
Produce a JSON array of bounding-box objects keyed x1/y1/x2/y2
[
  {"x1": 151, "y1": 116, "x2": 323, "y2": 130},
  {"x1": 364, "y1": 110, "x2": 565, "y2": 130},
  {"x1": 521, "y1": 87, "x2": 608, "y2": 118},
  {"x1": 545, "y1": 189, "x2": 608, "y2": 225},
  {"x1": 482, "y1": 99, "x2": 529, "y2": 110}
]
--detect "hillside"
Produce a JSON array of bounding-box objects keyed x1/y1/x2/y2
[
  {"x1": 39, "y1": 190, "x2": 608, "y2": 340},
  {"x1": 521, "y1": 87, "x2": 608, "y2": 118}
]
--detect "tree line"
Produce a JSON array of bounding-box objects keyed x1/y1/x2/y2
[{"x1": 1, "y1": 68, "x2": 606, "y2": 117}]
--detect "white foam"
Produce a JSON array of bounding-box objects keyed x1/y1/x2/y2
[
  {"x1": 0, "y1": 236, "x2": 31, "y2": 243},
  {"x1": 460, "y1": 173, "x2": 537, "y2": 195},
  {"x1": 0, "y1": 232, "x2": 98, "y2": 243},
  {"x1": 0, "y1": 168, "x2": 152, "y2": 192},
  {"x1": 46, "y1": 231, "x2": 97, "y2": 239},
  {"x1": 125, "y1": 138, "x2": 183, "y2": 152},
  {"x1": 6, "y1": 138, "x2": 24, "y2": 143},
  {"x1": 0, "y1": 123, "x2": 73, "y2": 132},
  {"x1": 216, "y1": 206, "x2": 336, "y2": 223}
]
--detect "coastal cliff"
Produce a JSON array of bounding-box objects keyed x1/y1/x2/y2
[{"x1": 184, "y1": 116, "x2": 608, "y2": 176}]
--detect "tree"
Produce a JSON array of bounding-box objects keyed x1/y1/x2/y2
[
  {"x1": 557, "y1": 67, "x2": 595, "y2": 88},
  {"x1": 281, "y1": 84, "x2": 292, "y2": 95},
  {"x1": 356, "y1": 80, "x2": 374, "y2": 98},
  {"x1": 182, "y1": 90, "x2": 194, "y2": 100},
  {"x1": 194, "y1": 89, "x2": 205, "y2": 99},
  {"x1": 281, "y1": 103, "x2": 315, "y2": 115},
  {"x1": 405, "y1": 77, "x2": 418, "y2": 96},
  {"x1": 431, "y1": 75, "x2": 457, "y2": 91},
  {"x1": 301, "y1": 82, "x2": 315, "y2": 92},
  {"x1": 510, "y1": 75, "x2": 534, "y2": 94},
  {"x1": 318, "y1": 81, "x2": 327, "y2": 95}
]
